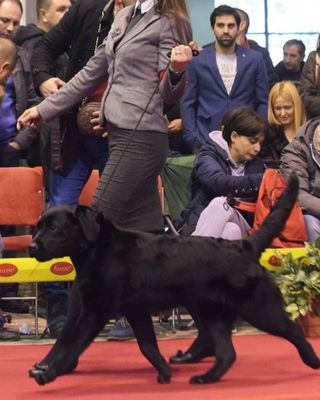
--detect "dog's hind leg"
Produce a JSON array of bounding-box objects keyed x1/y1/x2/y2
[
  {"x1": 238, "y1": 276, "x2": 320, "y2": 370},
  {"x1": 170, "y1": 306, "x2": 216, "y2": 364},
  {"x1": 126, "y1": 312, "x2": 172, "y2": 384},
  {"x1": 188, "y1": 307, "x2": 237, "y2": 384}
]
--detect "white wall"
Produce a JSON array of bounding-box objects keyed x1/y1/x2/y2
[
  {"x1": 187, "y1": 0, "x2": 215, "y2": 46},
  {"x1": 21, "y1": 0, "x2": 37, "y2": 26}
]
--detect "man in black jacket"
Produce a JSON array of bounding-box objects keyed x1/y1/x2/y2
[
  {"x1": 275, "y1": 39, "x2": 306, "y2": 86},
  {"x1": 14, "y1": 0, "x2": 70, "y2": 173},
  {"x1": 30, "y1": 0, "x2": 134, "y2": 340}
]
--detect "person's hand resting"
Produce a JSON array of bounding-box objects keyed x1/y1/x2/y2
[{"x1": 39, "y1": 77, "x2": 65, "y2": 97}]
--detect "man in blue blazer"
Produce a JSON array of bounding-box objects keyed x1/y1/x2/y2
[{"x1": 181, "y1": 5, "x2": 268, "y2": 153}]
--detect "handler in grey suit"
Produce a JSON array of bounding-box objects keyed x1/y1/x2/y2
[{"x1": 18, "y1": 0, "x2": 193, "y2": 233}]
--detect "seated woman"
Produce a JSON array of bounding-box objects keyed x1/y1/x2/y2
[
  {"x1": 181, "y1": 107, "x2": 268, "y2": 239},
  {"x1": 280, "y1": 118, "x2": 320, "y2": 242},
  {"x1": 261, "y1": 81, "x2": 306, "y2": 166}
]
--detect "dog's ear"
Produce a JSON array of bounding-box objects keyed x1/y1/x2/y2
[{"x1": 75, "y1": 206, "x2": 100, "y2": 243}]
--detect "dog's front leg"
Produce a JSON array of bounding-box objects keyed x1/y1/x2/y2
[
  {"x1": 29, "y1": 282, "x2": 108, "y2": 385},
  {"x1": 126, "y1": 312, "x2": 172, "y2": 383}
]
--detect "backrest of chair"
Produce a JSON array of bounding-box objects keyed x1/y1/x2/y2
[
  {"x1": 79, "y1": 169, "x2": 100, "y2": 206},
  {"x1": 0, "y1": 167, "x2": 44, "y2": 226}
]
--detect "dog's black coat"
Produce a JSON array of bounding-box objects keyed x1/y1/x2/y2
[{"x1": 28, "y1": 174, "x2": 319, "y2": 385}]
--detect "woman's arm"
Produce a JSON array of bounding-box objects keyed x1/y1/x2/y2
[
  {"x1": 18, "y1": 42, "x2": 109, "y2": 128},
  {"x1": 196, "y1": 146, "x2": 263, "y2": 198}
]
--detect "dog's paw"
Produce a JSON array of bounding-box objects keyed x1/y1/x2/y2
[
  {"x1": 189, "y1": 374, "x2": 215, "y2": 384},
  {"x1": 189, "y1": 375, "x2": 205, "y2": 384},
  {"x1": 157, "y1": 373, "x2": 171, "y2": 384},
  {"x1": 29, "y1": 364, "x2": 56, "y2": 385}
]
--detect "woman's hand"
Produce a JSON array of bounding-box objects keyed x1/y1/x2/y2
[
  {"x1": 91, "y1": 110, "x2": 108, "y2": 138},
  {"x1": 168, "y1": 118, "x2": 182, "y2": 134},
  {"x1": 17, "y1": 107, "x2": 42, "y2": 130},
  {"x1": 170, "y1": 44, "x2": 193, "y2": 73}
]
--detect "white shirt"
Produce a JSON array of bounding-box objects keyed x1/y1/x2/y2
[
  {"x1": 216, "y1": 53, "x2": 237, "y2": 95},
  {"x1": 134, "y1": 0, "x2": 155, "y2": 15}
]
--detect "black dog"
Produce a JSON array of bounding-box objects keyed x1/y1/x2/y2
[{"x1": 28, "y1": 173, "x2": 319, "y2": 385}]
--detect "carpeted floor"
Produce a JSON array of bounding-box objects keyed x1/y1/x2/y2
[{"x1": 1, "y1": 335, "x2": 319, "y2": 400}]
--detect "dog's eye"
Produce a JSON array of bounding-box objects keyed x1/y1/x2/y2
[{"x1": 49, "y1": 224, "x2": 57, "y2": 232}]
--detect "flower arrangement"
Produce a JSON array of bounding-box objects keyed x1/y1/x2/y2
[{"x1": 274, "y1": 240, "x2": 320, "y2": 321}]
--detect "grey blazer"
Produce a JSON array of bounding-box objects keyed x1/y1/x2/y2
[{"x1": 37, "y1": 5, "x2": 192, "y2": 134}]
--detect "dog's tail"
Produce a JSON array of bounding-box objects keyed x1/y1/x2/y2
[{"x1": 246, "y1": 172, "x2": 299, "y2": 258}]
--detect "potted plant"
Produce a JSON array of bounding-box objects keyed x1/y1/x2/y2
[{"x1": 274, "y1": 240, "x2": 320, "y2": 336}]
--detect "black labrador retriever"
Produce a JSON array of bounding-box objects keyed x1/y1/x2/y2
[{"x1": 28, "y1": 173, "x2": 319, "y2": 385}]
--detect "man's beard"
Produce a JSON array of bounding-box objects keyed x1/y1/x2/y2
[{"x1": 216, "y1": 36, "x2": 236, "y2": 49}]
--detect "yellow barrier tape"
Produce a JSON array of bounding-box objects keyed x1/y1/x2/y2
[
  {"x1": 0, "y1": 257, "x2": 75, "y2": 283},
  {"x1": 0, "y1": 247, "x2": 309, "y2": 283},
  {"x1": 259, "y1": 247, "x2": 307, "y2": 271}
]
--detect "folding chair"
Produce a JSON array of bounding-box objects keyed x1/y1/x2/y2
[{"x1": 0, "y1": 166, "x2": 45, "y2": 335}]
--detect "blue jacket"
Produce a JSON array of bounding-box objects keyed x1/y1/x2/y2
[
  {"x1": 181, "y1": 44, "x2": 268, "y2": 152},
  {"x1": 180, "y1": 132, "x2": 265, "y2": 234}
]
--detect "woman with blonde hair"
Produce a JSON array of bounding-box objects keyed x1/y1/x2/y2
[{"x1": 261, "y1": 81, "x2": 306, "y2": 165}]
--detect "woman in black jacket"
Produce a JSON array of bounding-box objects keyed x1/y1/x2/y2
[
  {"x1": 261, "y1": 80, "x2": 305, "y2": 166},
  {"x1": 180, "y1": 107, "x2": 268, "y2": 238}
]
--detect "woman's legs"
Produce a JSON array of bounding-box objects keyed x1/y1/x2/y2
[
  {"x1": 303, "y1": 214, "x2": 320, "y2": 242},
  {"x1": 193, "y1": 197, "x2": 250, "y2": 240}
]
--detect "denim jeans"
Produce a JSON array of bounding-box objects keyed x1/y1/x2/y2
[
  {"x1": 50, "y1": 135, "x2": 108, "y2": 206},
  {"x1": 45, "y1": 135, "x2": 108, "y2": 301}
]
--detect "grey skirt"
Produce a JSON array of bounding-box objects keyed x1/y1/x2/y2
[{"x1": 92, "y1": 123, "x2": 168, "y2": 232}]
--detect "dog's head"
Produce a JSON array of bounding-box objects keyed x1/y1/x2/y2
[{"x1": 29, "y1": 205, "x2": 101, "y2": 261}]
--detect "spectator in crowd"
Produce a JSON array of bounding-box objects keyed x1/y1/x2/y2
[
  {"x1": 0, "y1": 0, "x2": 39, "y2": 315},
  {"x1": 14, "y1": 0, "x2": 71, "y2": 52},
  {"x1": 280, "y1": 117, "x2": 320, "y2": 242},
  {"x1": 300, "y1": 34, "x2": 320, "y2": 119},
  {"x1": 261, "y1": 81, "x2": 306, "y2": 165},
  {"x1": 0, "y1": 36, "x2": 17, "y2": 102},
  {"x1": 0, "y1": 36, "x2": 19, "y2": 341},
  {"x1": 17, "y1": 0, "x2": 193, "y2": 340},
  {"x1": 235, "y1": 7, "x2": 278, "y2": 89},
  {"x1": 178, "y1": 107, "x2": 267, "y2": 238},
  {"x1": 181, "y1": 4, "x2": 268, "y2": 153},
  {"x1": 14, "y1": 0, "x2": 71, "y2": 187},
  {"x1": 275, "y1": 39, "x2": 306, "y2": 86},
  {"x1": 21, "y1": 0, "x2": 128, "y2": 339}
]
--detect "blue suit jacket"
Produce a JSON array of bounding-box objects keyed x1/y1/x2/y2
[{"x1": 181, "y1": 44, "x2": 268, "y2": 152}]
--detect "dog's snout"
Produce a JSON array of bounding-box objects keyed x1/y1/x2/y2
[{"x1": 28, "y1": 242, "x2": 38, "y2": 257}]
